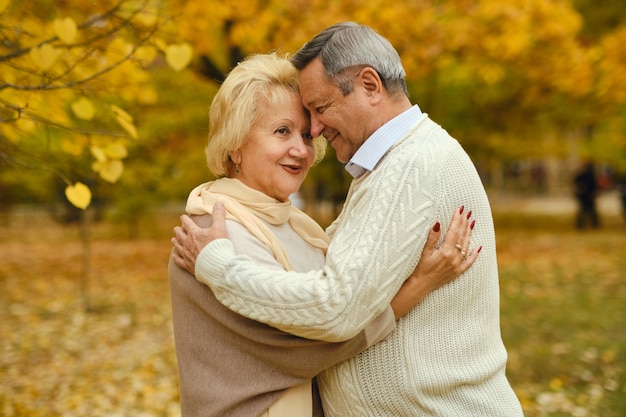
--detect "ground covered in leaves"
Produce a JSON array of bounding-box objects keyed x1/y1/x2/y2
[{"x1": 1, "y1": 207, "x2": 625, "y2": 416}]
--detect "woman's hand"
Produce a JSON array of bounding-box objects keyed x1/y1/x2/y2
[{"x1": 391, "y1": 206, "x2": 481, "y2": 319}]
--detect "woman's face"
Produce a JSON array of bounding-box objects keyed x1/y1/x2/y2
[{"x1": 233, "y1": 91, "x2": 315, "y2": 202}]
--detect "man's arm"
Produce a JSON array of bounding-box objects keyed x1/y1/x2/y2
[{"x1": 173, "y1": 201, "x2": 477, "y2": 342}]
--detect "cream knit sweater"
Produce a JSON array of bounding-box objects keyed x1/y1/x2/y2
[{"x1": 195, "y1": 116, "x2": 524, "y2": 416}]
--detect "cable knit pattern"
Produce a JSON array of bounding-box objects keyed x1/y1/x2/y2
[{"x1": 195, "y1": 116, "x2": 524, "y2": 415}]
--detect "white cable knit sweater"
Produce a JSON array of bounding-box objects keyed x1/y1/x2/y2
[{"x1": 195, "y1": 116, "x2": 524, "y2": 416}]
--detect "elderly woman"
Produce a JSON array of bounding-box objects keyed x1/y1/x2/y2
[{"x1": 168, "y1": 53, "x2": 475, "y2": 417}]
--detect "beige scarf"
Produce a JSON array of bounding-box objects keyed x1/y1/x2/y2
[{"x1": 186, "y1": 177, "x2": 329, "y2": 271}]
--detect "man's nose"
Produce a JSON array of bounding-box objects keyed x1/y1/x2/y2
[{"x1": 310, "y1": 114, "x2": 325, "y2": 138}]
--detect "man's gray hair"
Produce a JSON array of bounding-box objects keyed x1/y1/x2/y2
[{"x1": 291, "y1": 22, "x2": 408, "y2": 97}]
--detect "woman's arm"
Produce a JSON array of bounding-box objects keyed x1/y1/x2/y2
[{"x1": 390, "y1": 214, "x2": 480, "y2": 320}]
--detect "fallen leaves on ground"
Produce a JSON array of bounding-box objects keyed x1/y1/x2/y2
[
  {"x1": 1, "y1": 210, "x2": 625, "y2": 416},
  {"x1": 1, "y1": 213, "x2": 179, "y2": 417}
]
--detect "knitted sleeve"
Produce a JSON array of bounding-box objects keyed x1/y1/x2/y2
[
  {"x1": 196, "y1": 222, "x2": 396, "y2": 345},
  {"x1": 194, "y1": 124, "x2": 452, "y2": 342}
]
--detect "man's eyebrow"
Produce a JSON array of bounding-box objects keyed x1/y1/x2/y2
[{"x1": 303, "y1": 100, "x2": 318, "y2": 110}]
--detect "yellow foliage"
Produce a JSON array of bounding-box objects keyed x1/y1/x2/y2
[
  {"x1": 65, "y1": 182, "x2": 92, "y2": 209},
  {"x1": 134, "y1": 45, "x2": 158, "y2": 66},
  {"x1": 110, "y1": 105, "x2": 138, "y2": 139},
  {"x1": 104, "y1": 142, "x2": 129, "y2": 160},
  {"x1": 165, "y1": 43, "x2": 193, "y2": 72},
  {"x1": 30, "y1": 44, "x2": 63, "y2": 71},
  {"x1": 92, "y1": 159, "x2": 124, "y2": 183},
  {"x1": 477, "y1": 63, "x2": 505, "y2": 85},
  {"x1": 16, "y1": 118, "x2": 36, "y2": 133},
  {"x1": 597, "y1": 27, "x2": 626, "y2": 104},
  {"x1": 53, "y1": 17, "x2": 77, "y2": 44},
  {"x1": 2, "y1": 0, "x2": 625, "y2": 208},
  {"x1": 133, "y1": 5, "x2": 159, "y2": 28},
  {"x1": 549, "y1": 377, "x2": 564, "y2": 391},
  {"x1": 106, "y1": 38, "x2": 134, "y2": 65},
  {"x1": 61, "y1": 137, "x2": 87, "y2": 157},
  {"x1": 136, "y1": 85, "x2": 159, "y2": 105},
  {"x1": 90, "y1": 146, "x2": 108, "y2": 163},
  {"x1": 110, "y1": 105, "x2": 133, "y2": 124},
  {"x1": 0, "y1": 124, "x2": 22, "y2": 143},
  {"x1": 1, "y1": 0, "x2": 194, "y2": 207},
  {"x1": 71, "y1": 97, "x2": 96, "y2": 121}
]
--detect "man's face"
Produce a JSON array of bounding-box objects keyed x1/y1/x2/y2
[{"x1": 298, "y1": 58, "x2": 372, "y2": 164}]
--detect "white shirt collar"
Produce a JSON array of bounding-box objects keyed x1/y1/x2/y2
[{"x1": 345, "y1": 105, "x2": 425, "y2": 178}]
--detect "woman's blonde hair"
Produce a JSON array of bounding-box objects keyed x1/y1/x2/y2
[{"x1": 205, "y1": 52, "x2": 326, "y2": 177}]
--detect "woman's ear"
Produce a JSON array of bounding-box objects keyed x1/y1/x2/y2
[{"x1": 229, "y1": 150, "x2": 241, "y2": 165}]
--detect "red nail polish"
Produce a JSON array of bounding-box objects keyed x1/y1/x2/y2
[
  {"x1": 478, "y1": 246, "x2": 483, "y2": 253},
  {"x1": 459, "y1": 205, "x2": 465, "y2": 214},
  {"x1": 467, "y1": 211, "x2": 472, "y2": 219},
  {"x1": 433, "y1": 222, "x2": 441, "y2": 232},
  {"x1": 470, "y1": 220, "x2": 476, "y2": 229}
]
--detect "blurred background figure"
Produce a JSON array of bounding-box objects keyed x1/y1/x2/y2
[{"x1": 573, "y1": 161, "x2": 600, "y2": 229}]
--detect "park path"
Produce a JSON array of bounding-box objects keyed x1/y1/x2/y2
[{"x1": 488, "y1": 189, "x2": 622, "y2": 217}]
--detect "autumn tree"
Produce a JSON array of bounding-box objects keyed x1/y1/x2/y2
[
  {"x1": 2, "y1": 0, "x2": 624, "y2": 215},
  {"x1": 175, "y1": 0, "x2": 624, "y2": 199},
  {"x1": 0, "y1": 0, "x2": 192, "y2": 210}
]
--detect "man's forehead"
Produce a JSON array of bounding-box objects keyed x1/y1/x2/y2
[
  {"x1": 299, "y1": 86, "x2": 319, "y2": 109},
  {"x1": 298, "y1": 65, "x2": 329, "y2": 107}
]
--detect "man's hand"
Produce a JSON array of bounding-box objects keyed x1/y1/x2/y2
[
  {"x1": 391, "y1": 206, "x2": 481, "y2": 319},
  {"x1": 171, "y1": 202, "x2": 228, "y2": 275}
]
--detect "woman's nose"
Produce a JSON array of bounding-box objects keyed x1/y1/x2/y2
[{"x1": 289, "y1": 135, "x2": 310, "y2": 157}]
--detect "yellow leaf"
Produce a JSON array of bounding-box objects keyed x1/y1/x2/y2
[
  {"x1": 93, "y1": 160, "x2": 123, "y2": 183},
  {"x1": 137, "y1": 85, "x2": 159, "y2": 105},
  {"x1": 549, "y1": 377, "x2": 563, "y2": 391},
  {"x1": 65, "y1": 182, "x2": 91, "y2": 209},
  {"x1": 16, "y1": 118, "x2": 36, "y2": 132},
  {"x1": 53, "y1": 17, "x2": 77, "y2": 44},
  {"x1": 104, "y1": 142, "x2": 128, "y2": 159},
  {"x1": 135, "y1": 45, "x2": 157, "y2": 65},
  {"x1": 110, "y1": 105, "x2": 138, "y2": 139},
  {"x1": 111, "y1": 104, "x2": 137, "y2": 139},
  {"x1": 601, "y1": 347, "x2": 618, "y2": 363},
  {"x1": 106, "y1": 38, "x2": 133, "y2": 63},
  {"x1": 0, "y1": 0, "x2": 10, "y2": 13},
  {"x1": 166, "y1": 43, "x2": 193, "y2": 72},
  {"x1": 135, "y1": 7, "x2": 158, "y2": 27},
  {"x1": 61, "y1": 138, "x2": 86, "y2": 156},
  {"x1": 90, "y1": 146, "x2": 107, "y2": 162},
  {"x1": 71, "y1": 97, "x2": 96, "y2": 120},
  {"x1": 116, "y1": 115, "x2": 138, "y2": 139},
  {"x1": 30, "y1": 44, "x2": 63, "y2": 71},
  {"x1": 110, "y1": 104, "x2": 133, "y2": 123}
]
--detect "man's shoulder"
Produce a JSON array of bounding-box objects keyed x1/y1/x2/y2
[{"x1": 388, "y1": 120, "x2": 459, "y2": 165}]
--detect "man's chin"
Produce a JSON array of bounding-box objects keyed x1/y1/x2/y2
[{"x1": 330, "y1": 144, "x2": 348, "y2": 163}]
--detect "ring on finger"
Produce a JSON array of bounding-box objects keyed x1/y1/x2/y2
[
  {"x1": 454, "y1": 243, "x2": 463, "y2": 252},
  {"x1": 460, "y1": 250, "x2": 467, "y2": 257}
]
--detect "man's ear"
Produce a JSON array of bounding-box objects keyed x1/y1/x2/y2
[{"x1": 358, "y1": 67, "x2": 383, "y2": 103}]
